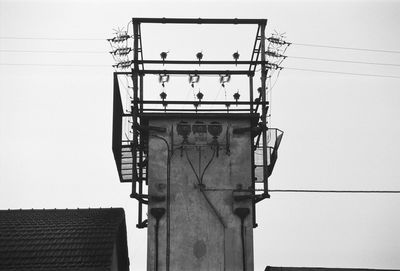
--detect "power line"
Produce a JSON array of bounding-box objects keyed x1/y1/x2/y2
[
  {"x1": 1, "y1": 35, "x2": 399, "y2": 54},
  {"x1": 288, "y1": 55, "x2": 400, "y2": 67},
  {"x1": 2, "y1": 49, "x2": 400, "y2": 68},
  {"x1": 1, "y1": 63, "x2": 399, "y2": 79},
  {"x1": 0, "y1": 36, "x2": 104, "y2": 41},
  {"x1": 0, "y1": 63, "x2": 109, "y2": 67},
  {"x1": 292, "y1": 42, "x2": 400, "y2": 54},
  {"x1": 0, "y1": 49, "x2": 104, "y2": 54},
  {"x1": 205, "y1": 187, "x2": 400, "y2": 194},
  {"x1": 284, "y1": 67, "x2": 400, "y2": 79},
  {"x1": 269, "y1": 189, "x2": 400, "y2": 194}
]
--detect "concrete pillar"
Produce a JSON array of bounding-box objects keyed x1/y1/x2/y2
[{"x1": 147, "y1": 115, "x2": 254, "y2": 271}]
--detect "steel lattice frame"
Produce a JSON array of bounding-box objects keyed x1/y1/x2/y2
[{"x1": 112, "y1": 17, "x2": 283, "y2": 228}]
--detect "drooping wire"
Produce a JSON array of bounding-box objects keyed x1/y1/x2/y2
[
  {"x1": 199, "y1": 148, "x2": 217, "y2": 184},
  {"x1": 184, "y1": 148, "x2": 226, "y2": 228},
  {"x1": 184, "y1": 147, "x2": 216, "y2": 184},
  {"x1": 185, "y1": 149, "x2": 201, "y2": 183},
  {"x1": 270, "y1": 69, "x2": 282, "y2": 91},
  {"x1": 213, "y1": 85, "x2": 224, "y2": 101}
]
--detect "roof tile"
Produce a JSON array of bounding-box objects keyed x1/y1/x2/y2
[{"x1": 0, "y1": 208, "x2": 128, "y2": 271}]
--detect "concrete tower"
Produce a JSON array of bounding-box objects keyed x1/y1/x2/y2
[{"x1": 111, "y1": 18, "x2": 285, "y2": 271}]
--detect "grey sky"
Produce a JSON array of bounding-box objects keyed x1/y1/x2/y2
[{"x1": 0, "y1": 0, "x2": 399, "y2": 270}]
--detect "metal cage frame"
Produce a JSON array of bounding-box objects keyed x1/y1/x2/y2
[{"x1": 112, "y1": 17, "x2": 283, "y2": 228}]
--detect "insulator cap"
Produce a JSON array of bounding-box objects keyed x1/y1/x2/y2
[
  {"x1": 160, "y1": 51, "x2": 168, "y2": 60},
  {"x1": 233, "y1": 91, "x2": 240, "y2": 101},
  {"x1": 196, "y1": 52, "x2": 203, "y2": 61},
  {"x1": 196, "y1": 91, "x2": 204, "y2": 101},
  {"x1": 160, "y1": 91, "x2": 167, "y2": 100}
]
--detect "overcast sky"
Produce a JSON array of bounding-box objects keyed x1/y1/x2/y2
[{"x1": 1, "y1": 0, "x2": 399, "y2": 270}]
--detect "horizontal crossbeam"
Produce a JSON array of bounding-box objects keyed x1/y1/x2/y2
[{"x1": 132, "y1": 17, "x2": 267, "y2": 25}]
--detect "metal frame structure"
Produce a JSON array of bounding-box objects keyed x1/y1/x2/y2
[{"x1": 112, "y1": 17, "x2": 284, "y2": 228}]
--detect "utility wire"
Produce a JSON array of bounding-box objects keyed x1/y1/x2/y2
[
  {"x1": 205, "y1": 188, "x2": 400, "y2": 194},
  {"x1": 0, "y1": 36, "x2": 104, "y2": 41},
  {"x1": 0, "y1": 49, "x2": 104, "y2": 54},
  {"x1": 269, "y1": 189, "x2": 400, "y2": 194},
  {"x1": 1, "y1": 63, "x2": 399, "y2": 80},
  {"x1": 2, "y1": 49, "x2": 400, "y2": 68},
  {"x1": 1, "y1": 36, "x2": 399, "y2": 54},
  {"x1": 284, "y1": 67, "x2": 400, "y2": 79},
  {"x1": 292, "y1": 42, "x2": 400, "y2": 54},
  {"x1": 288, "y1": 55, "x2": 400, "y2": 67},
  {"x1": 0, "y1": 63, "x2": 109, "y2": 67}
]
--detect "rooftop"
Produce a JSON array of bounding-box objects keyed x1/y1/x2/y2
[{"x1": 0, "y1": 208, "x2": 129, "y2": 271}]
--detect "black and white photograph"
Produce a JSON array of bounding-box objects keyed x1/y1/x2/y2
[{"x1": 0, "y1": 0, "x2": 399, "y2": 270}]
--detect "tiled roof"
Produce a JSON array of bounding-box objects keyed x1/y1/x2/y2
[{"x1": 0, "y1": 208, "x2": 129, "y2": 271}]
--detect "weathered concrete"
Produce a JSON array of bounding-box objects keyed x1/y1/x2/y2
[{"x1": 147, "y1": 116, "x2": 254, "y2": 271}]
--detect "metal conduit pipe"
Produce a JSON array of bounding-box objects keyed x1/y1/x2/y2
[
  {"x1": 150, "y1": 208, "x2": 166, "y2": 271},
  {"x1": 234, "y1": 208, "x2": 250, "y2": 271}
]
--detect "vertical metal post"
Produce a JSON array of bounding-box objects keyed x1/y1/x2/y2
[
  {"x1": 139, "y1": 74, "x2": 144, "y2": 114},
  {"x1": 137, "y1": 74, "x2": 144, "y2": 226},
  {"x1": 132, "y1": 20, "x2": 139, "y2": 194},
  {"x1": 260, "y1": 22, "x2": 270, "y2": 198},
  {"x1": 249, "y1": 75, "x2": 254, "y2": 114},
  {"x1": 249, "y1": 74, "x2": 257, "y2": 226}
]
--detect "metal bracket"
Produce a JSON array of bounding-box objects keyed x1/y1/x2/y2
[{"x1": 134, "y1": 122, "x2": 167, "y2": 133}]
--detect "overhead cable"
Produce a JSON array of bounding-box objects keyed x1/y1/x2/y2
[
  {"x1": 1, "y1": 63, "x2": 400, "y2": 80},
  {"x1": 284, "y1": 67, "x2": 400, "y2": 79},
  {"x1": 1, "y1": 50, "x2": 400, "y2": 68},
  {"x1": 292, "y1": 42, "x2": 400, "y2": 54},
  {"x1": 288, "y1": 55, "x2": 400, "y2": 67},
  {"x1": 269, "y1": 189, "x2": 400, "y2": 194},
  {"x1": 0, "y1": 49, "x2": 104, "y2": 54},
  {"x1": 0, "y1": 36, "x2": 104, "y2": 41},
  {"x1": 1, "y1": 36, "x2": 399, "y2": 54}
]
